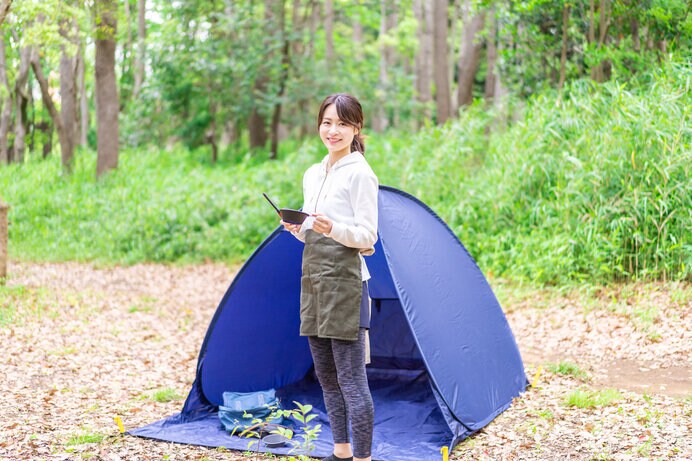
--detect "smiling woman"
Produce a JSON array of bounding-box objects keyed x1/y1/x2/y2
[
  {"x1": 317, "y1": 94, "x2": 366, "y2": 162},
  {"x1": 280, "y1": 93, "x2": 378, "y2": 461}
]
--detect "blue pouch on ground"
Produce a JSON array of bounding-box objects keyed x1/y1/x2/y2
[{"x1": 218, "y1": 388, "x2": 284, "y2": 434}]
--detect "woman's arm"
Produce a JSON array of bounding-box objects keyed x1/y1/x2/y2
[{"x1": 326, "y1": 171, "x2": 378, "y2": 250}]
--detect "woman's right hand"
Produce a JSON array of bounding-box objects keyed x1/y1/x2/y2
[{"x1": 281, "y1": 220, "x2": 301, "y2": 233}]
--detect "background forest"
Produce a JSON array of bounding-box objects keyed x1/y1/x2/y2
[
  {"x1": 0, "y1": 0, "x2": 690, "y2": 284},
  {"x1": 0, "y1": 2, "x2": 690, "y2": 460}
]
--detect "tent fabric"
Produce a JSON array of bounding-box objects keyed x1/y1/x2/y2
[{"x1": 130, "y1": 186, "x2": 528, "y2": 461}]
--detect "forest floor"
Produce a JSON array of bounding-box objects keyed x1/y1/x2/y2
[{"x1": 0, "y1": 262, "x2": 689, "y2": 461}]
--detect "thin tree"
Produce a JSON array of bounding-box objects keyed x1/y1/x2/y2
[
  {"x1": 76, "y1": 40, "x2": 88, "y2": 147},
  {"x1": 484, "y1": 7, "x2": 498, "y2": 100},
  {"x1": 413, "y1": 0, "x2": 433, "y2": 122},
  {"x1": 248, "y1": 0, "x2": 277, "y2": 150},
  {"x1": 94, "y1": 0, "x2": 119, "y2": 176},
  {"x1": 352, "y1": 5, "x2": 363, "y2": 61},
  {"x1": 589, "y1": 0, "x2": 611, "y2": 82},
  {"x1": 0, "y1": 0, "x2": 12, "y2": 26},
  {"x1": 59, "y1": 16, "x2": 80, "y2": 170},
  {"x1": 325, "y1": 0, "x2": 334, "y2": 60},
  {"x1": 13, "y1": 45, "x2": 32, "y2": 163},
  {"x1": 269, "y1": 0, "x2": 289, "y2": 160},
  {"x1": 456, "y1": 0, "x2": 484, "y2": 108},
  {"x1": 132, "y1": 0, "x2": 146, "y2": 99},
  {"x1": 374, "y1": 0, "x2": 396, "y2": 132},
  {"x1": 0, "y1": 39, "x2": 12, "y2": 163},
  {"x1": 433, "y1": 0, "x2": 451, "y2": 124},
  {"x1": 31, "y1": 51, "x2": 73, "y2": 171},
  {"x1": 558, "y1": 2, "x2": 571, "y2": 89}
]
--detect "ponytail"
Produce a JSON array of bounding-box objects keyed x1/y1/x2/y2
[{"x1": 351, "y1": 133, "x2": 366, "y2": 155}]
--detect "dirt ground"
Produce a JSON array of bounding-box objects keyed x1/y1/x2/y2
[{"x1": 0, "y1": 262, "x2": 689, "y2": 461}]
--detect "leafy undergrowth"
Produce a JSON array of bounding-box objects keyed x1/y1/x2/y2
[
  {"x1": 0, "y1": 262, "x2": 689, "y2": 460},
  {"x1": 1, "y1": 63, "x2": 689, "y2": 285}
]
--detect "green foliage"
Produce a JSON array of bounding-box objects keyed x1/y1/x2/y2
[
  {"x1": 65, "y1": 432, "x2": 106, "y2": 445},
  {"x1": 226, "y1": 400, "x2": 320, "y2": 460},
  {"x1": 0, "y1": 64, "x2": 688, "y2": 284},
  {"x1": 150, "y1": 387, "x2": 183, "y2": 403},
  {"x1": 0, "y1": 285, "x2": 21, "y2": 326},
  {"x1": 0, "y1": 139, "x2": 316, "y2": 264},
  {"x1": 565, "y1": 388, "x2": 622, "y2": 408},
  {"x1": 277, "y1": 401, "x2": 322, "y2": 458},
  {"x1": 374, "y1": 60, "x2": 690, "y2": 284},
  {"x1": 0, "y1": 285, "x2": 50, "y2": 327},
  {"x1": 546, "y1": 361, "x2": 588, "y2": 379}
]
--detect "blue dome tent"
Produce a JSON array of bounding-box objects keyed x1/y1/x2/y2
[{"x1": 131, "y1": 186, "x2": 528, "y2": 461}]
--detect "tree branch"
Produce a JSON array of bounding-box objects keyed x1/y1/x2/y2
[
  {"x1": 0, "y1": 0, "x2": 12, "y2": 27},
  {"x1": 30, "y1": 53, "x2": 64, "y2": 136}
]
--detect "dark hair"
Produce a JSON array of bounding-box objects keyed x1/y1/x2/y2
[{"x1": 317, "y1": 93, "x2": 366, "y2": 155}]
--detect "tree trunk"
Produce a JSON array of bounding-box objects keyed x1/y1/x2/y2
[
  {"x1": 449, "y1": 0, "x2": 461, "y2": 110},
  {"x1": 324, "y1": 0, "x2": 334, "y2": 61},
  {"x1": 206, "y1": 98, "x2": 218, "y2": 163},
  {"x1": 248, "y1": 105, "x2": 267, "y2": 149},
  {"x1": 413, "y1": 0, "x2": 433, "y2": 122},
  {"x1": 77, "y1": 41, "x2": 88, "y2": 147},
  {"x1": 31, "y1": 54, "x2": 71, "y2": 166},
  {"x1": 13, "y1": 46, "x2": 32, "y2": 163},
  {"x1": 132, "y1": 0, "x2": 146, "y2": 99},
  {"x1": 121, "y1": 0, "x2": 133, "y2": 101},
  {"x1": 631, "y1": 18, "x2": 640, "y2": 52},
  {"x1": 309, "y1": 0, "x2": 320, "y2": 57},
  {"x1": 94, "y1": 0, "x2": 119, "y2": 177},
  {"x1": 0, "y1": 201, "x2": 8, "y2": 283},
  {"x1": 433, "y1": 0, "x2": 451, "y2": 124},
  {"x1": 220, "y1": 120, "x2": 239, "y2": 148},
  {"x1": 38, "y1": 120, "x2": 53, "y2": 159},
  {"x1": 457, "y1": 0, "x2": 484, "y2": 108},
  {"x1": 598, "y1": 0, "x2": 608, "y2": 45},
  {"x1": 269, "y1": 0, "x2": 288, "y2": 159},
  {"x1": 291, "y1": 0, "x2": 304, "y2": 57},
  {"x1": 28, "y1": 75, "x2": 35, "y2": 154},
  {"x1": 0, "y1": 39, "x2": 12, "y2": 164},
  {"x1": 0, "y1": 0, "x2": 12, "y2": 27},
  {"x1": 374, "y1": 0, "x2": 396, "y2": 132},
  {"x1": 590, "y1": 0, "x2": 610, "y2": 82},
  {"x1": 353, "y1": 9, "x2": 363, "y2": 61},
  {"x1": 491, "y1": 27, "x2": 509, "y2": 130},
  {"x1": 485, "y1": 8, "x2": 497, "y2": 100},
  {"x1": 58, "y1": 53, "x2": 77, "y2": 170},
  {"x1": 59, "y1": 17, "x2": 79, "y2": 171},
  {"x1": 289, "y1": 0, "x2": 310, "y2": 139},
  {"x1": 558, "y1": 3, "x2": 570, "y2": 89},
  {"x1": 588, "y1": 0, "x2": 595, "y2": 44},
  {"x1": 249, "y1": 0, "x2": 278, "y2": 151},
  {"x1": 657, "y1": 39, "x2": 666, "y2": 54}
]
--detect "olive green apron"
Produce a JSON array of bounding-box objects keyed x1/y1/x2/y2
[{"x1": 300, "y1": 230, "x2": 362, "y2": 341}]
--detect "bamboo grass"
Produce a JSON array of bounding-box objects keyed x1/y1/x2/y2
[{"x1": 0, "y1": 63, "x2": 689, "y2": 284}]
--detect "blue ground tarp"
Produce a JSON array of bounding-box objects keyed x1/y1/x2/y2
[{"x1": 131, "y1": 186, "x2": 528, "y2": 461}]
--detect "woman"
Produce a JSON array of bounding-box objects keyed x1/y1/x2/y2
[{"x1": 282, "y1": 93, "x2": 378, "y2": 461}]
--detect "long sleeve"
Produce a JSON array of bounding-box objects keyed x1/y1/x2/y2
[{"x1": 326, "y1": 170, "x2": 379, "y2": 254}]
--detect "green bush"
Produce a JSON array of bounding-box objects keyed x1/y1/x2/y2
[
  {"x1": 368, "y1": 61, "x2": 691, "y2": 283},
  {"x1": 0, "y1": 63, "x2": 689, "y2": 283},
  {"x1": 0, "y1": 141, "x2": 317, "y2": 264}
]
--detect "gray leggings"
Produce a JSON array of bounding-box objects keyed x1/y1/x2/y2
[{"x1": 308, "y1": 329, "x2": 374, "y2": 459}]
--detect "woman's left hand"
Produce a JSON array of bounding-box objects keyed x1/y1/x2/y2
[{"x1": 312, "y1": 213, "x2": 333, "y2": 235}]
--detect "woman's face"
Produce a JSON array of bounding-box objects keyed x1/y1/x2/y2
[{"x1": 319, "y1": 103, "x2": 357, "y2": 157}]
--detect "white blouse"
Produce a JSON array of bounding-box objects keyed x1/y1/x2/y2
[{"x1": 292, "y1": 151, "x2": 379, "y2": 280}]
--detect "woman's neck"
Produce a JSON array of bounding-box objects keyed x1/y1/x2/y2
[{"x1": 327, "y1": 149, "x2": 350, "y2": 170}]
